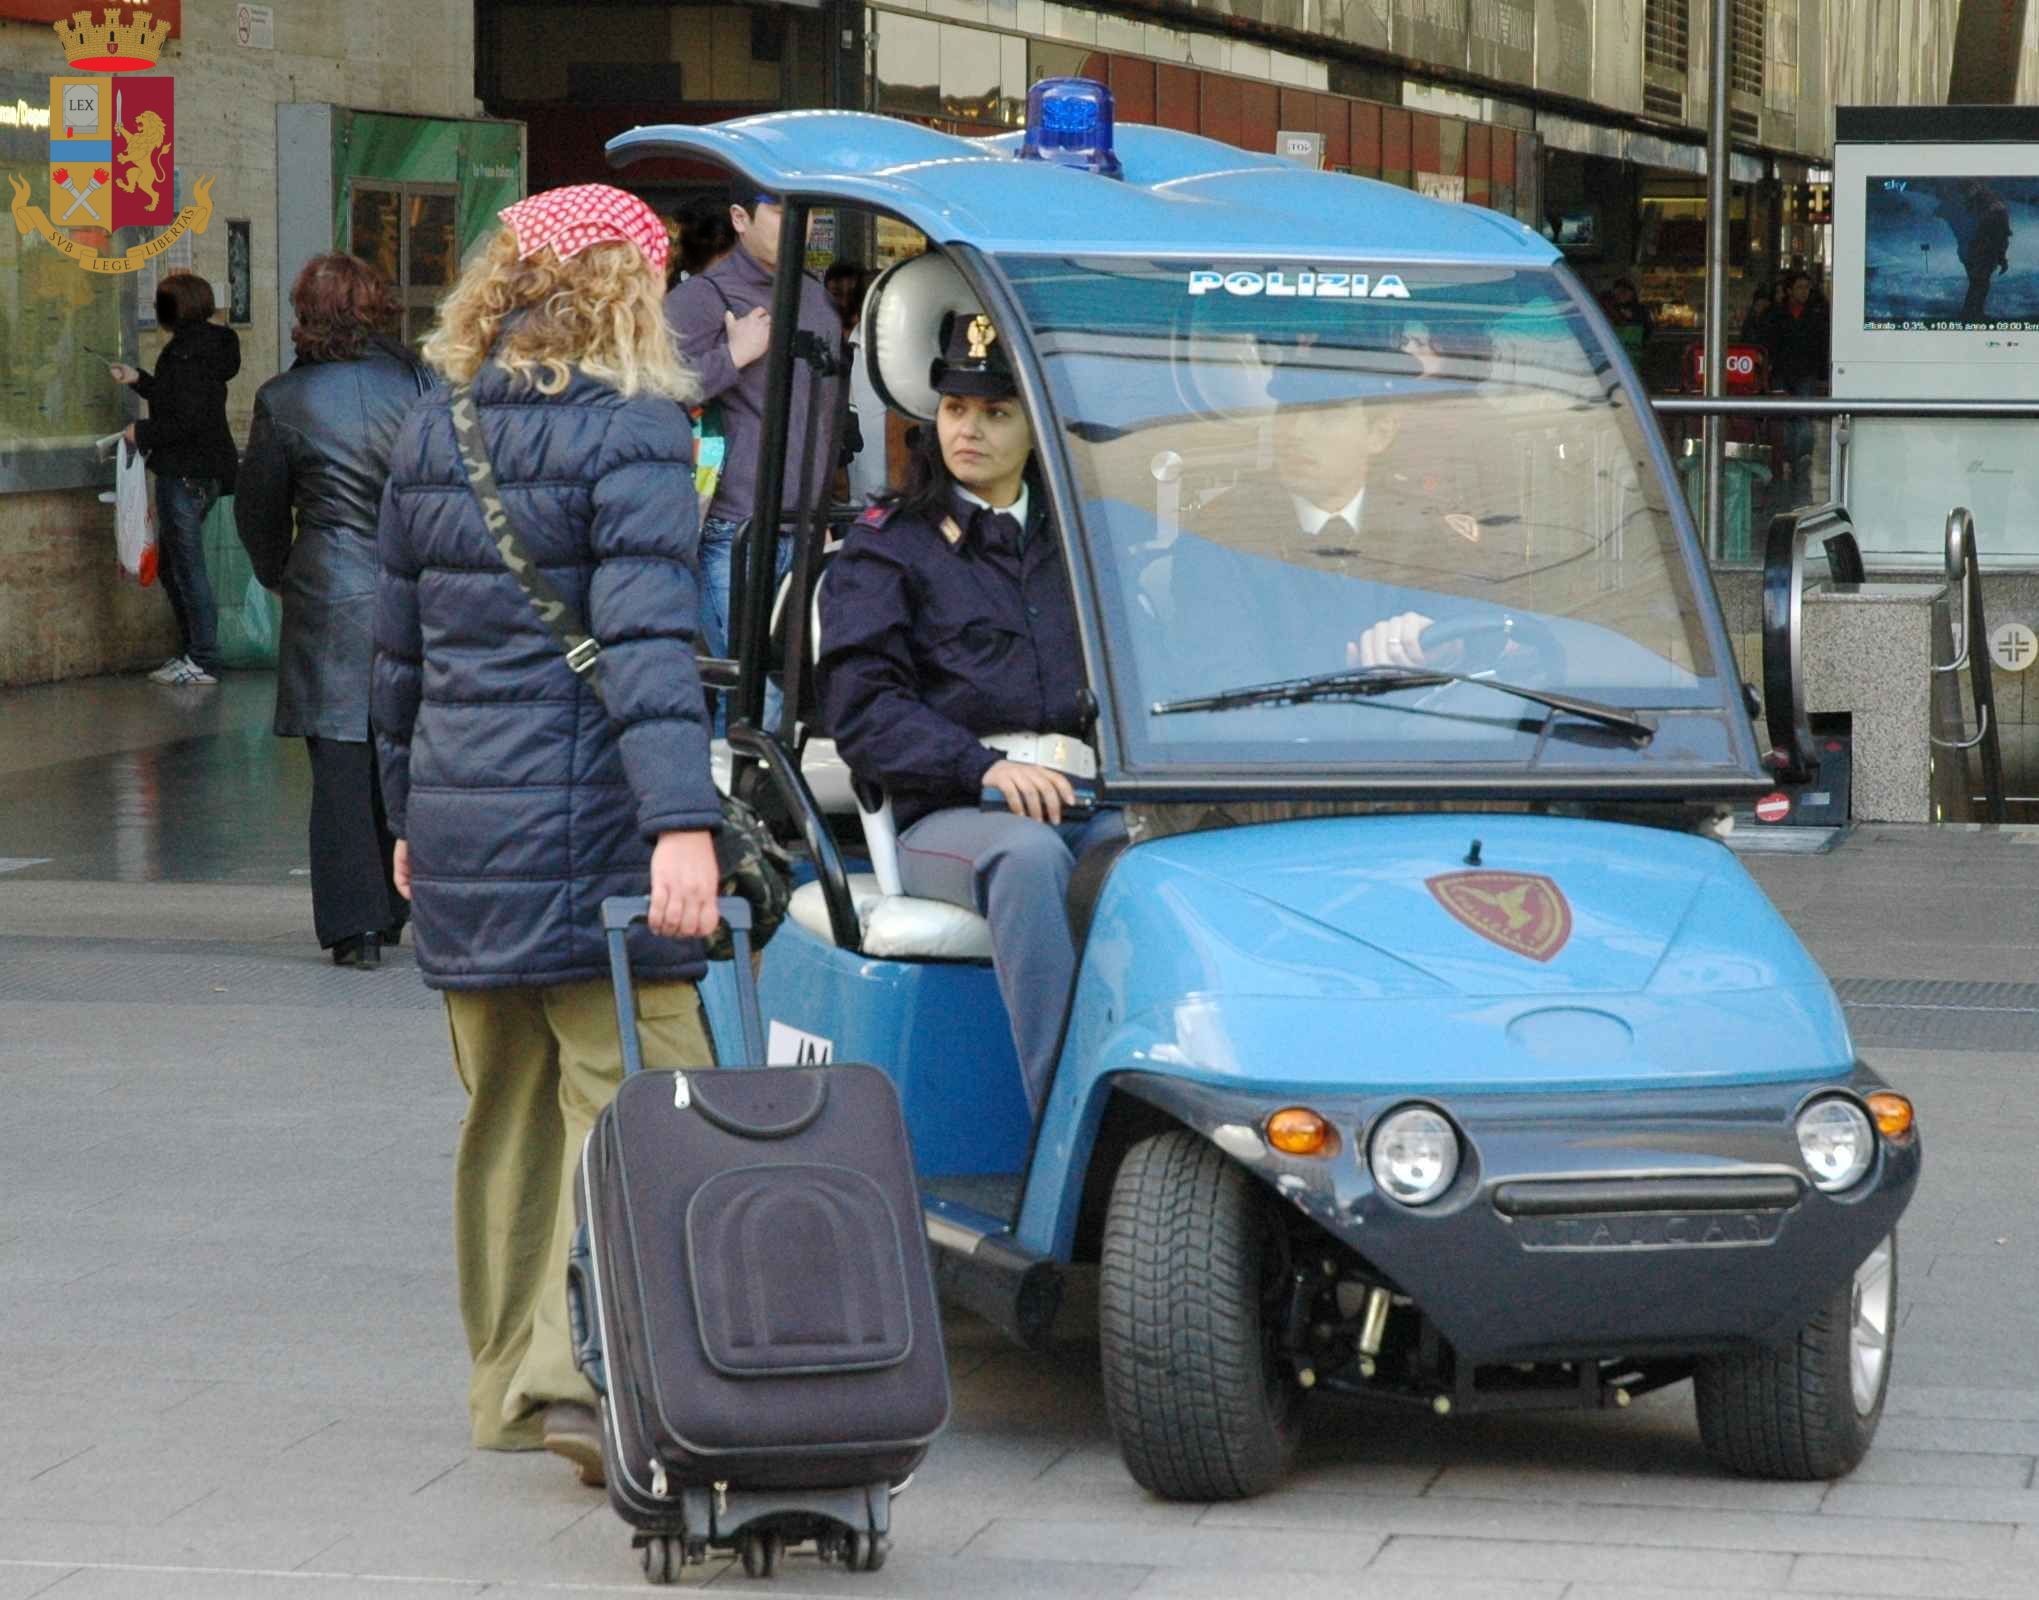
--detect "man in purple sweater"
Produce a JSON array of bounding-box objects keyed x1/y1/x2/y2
[{"x1": 663, "y1": 186, "x2": 844, "y2": 727}]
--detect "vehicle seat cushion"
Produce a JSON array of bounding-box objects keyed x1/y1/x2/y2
[{"x1": 788, "y1": 874, "x2": 993, "y2": 960}]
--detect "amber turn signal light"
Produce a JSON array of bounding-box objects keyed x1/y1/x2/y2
[
  {"x1": 1865, "y1": 1091, "x2": 1914, "y2": 1139},
  {"x1": 1266, "y1": 1107, "x2": 1334, "y2": 1157}
]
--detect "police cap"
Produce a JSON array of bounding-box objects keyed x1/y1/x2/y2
[{"x1": 930, "y1": 310, "x2": 1018, "y2": 400}]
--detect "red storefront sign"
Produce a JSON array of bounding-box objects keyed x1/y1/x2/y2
[{"x1": 1682, "y1": 342, "x2": 1770, "y2": 395}]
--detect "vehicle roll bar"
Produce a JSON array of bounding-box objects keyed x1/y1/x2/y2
[{"x1": 725, "y1": 722, "x2": 863, "y2": 951}]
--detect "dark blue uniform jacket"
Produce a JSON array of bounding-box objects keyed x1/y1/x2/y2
[
  {"x1": 372, "y1": 357, "x2": 723, "y2": 990},
  {"x1": 820, "y1": 487, "x2": 1087, "y2": 829}
]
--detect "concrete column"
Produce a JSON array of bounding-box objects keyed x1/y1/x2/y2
[
  {"x1": 1950, "y1": 0, "x2": 2029, "y2": 103},
  {"x1": 1801, "y1": 584, "x2": 1948, "y2": 824}
]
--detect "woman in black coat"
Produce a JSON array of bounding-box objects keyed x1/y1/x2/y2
[
  {"x1": 236, "y1": 254, "x2": 431, "y2": 967},
  {"x1": 109, "y1": 272, "x2": 240, "y2": 686}
]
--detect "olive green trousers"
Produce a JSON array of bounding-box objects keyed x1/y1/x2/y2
[{"x1": 443, "y1": 976, "x2": 713, "y2": 1450}]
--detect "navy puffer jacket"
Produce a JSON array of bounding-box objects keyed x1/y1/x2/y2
[{"x1": 372, "y1": 355, "x2": 722, "y2": 990}]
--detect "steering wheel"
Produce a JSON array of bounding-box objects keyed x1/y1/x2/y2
[{"x1": 1417, "y1": 610, "x2": 1565, "y2": 684}]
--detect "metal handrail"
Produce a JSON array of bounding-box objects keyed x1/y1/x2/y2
[
  {"x1": 1928, "y1": 508, "x2": 2008, "y2": 822},
  {"x1": 1933, "y1": 511, "x2": 1973, "y2": 677},
  {"x1": 1652, "y1": 397, "x2": 2039, "y2": 418},
  {"x1": 1647, "y1": 397, "x2": 2039, "y2": 568},
  {"x1": 1760, "y1": 504, "x2": 1853, "y2": 786}
]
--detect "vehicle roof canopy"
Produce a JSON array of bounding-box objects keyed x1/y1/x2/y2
[{"x1": 608, "y1": 112, "x2": 1559, "y2": 264}]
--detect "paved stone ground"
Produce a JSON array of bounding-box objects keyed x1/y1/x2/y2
[{"x1": 4, "y1": 675, "x2": 2039, "y2": 1600}]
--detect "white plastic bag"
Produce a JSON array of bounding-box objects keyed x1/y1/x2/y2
[{"x1": 97, "y1": 433, "x2": 157, "y2": 586}]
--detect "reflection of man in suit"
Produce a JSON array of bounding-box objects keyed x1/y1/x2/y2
[
  {"x1": 1148, "y1": 325, "x2": 1706, "y2": 712},
  {"x1": 1144, "y1": 380, "x2": 1397, "y2": 714},
  {"x1": 1171, "y1": 333, "x2": 1526, "y2": 684}
]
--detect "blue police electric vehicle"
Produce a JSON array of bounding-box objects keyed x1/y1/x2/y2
[{"x1": 610, "y1": 80, "x2": 1919, "y2": 1504}]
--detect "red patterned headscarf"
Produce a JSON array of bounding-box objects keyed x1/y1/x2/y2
[{"x1": 498, "y1": 184, "x2": 669, "y2": 275}]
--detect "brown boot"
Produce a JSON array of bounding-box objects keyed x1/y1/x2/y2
[{"x1": 541, "y1": 1401, "x2": 605, "y2": 1487}]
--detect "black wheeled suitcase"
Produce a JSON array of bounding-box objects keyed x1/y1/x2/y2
[{"x1": 570, "y1": 896, "x2": 949, "y2": 1584}]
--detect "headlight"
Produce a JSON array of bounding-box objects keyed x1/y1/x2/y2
[
  {"x1": 1368, "y1": 1105, "x2": 1460, "y2": 1205},
  {"x1": 1796, "y1": 1097, "x2": 1875, "y2": 1192}
]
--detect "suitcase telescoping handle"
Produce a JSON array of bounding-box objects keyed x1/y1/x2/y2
[{"x1": 600, "y1": 895, "x2": 765, "y2": 1075}]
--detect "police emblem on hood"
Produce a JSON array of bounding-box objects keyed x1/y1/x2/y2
[{"x1": 1426, "y1": 870, "x2": 1573, "y2": 962}]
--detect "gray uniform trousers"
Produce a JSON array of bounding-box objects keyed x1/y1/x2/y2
[{"x1": 897, "y1": 806, "x2": 1125, "y2": 1115}]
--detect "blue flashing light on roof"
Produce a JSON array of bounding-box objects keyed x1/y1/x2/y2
[{"x1": 1018, "y1": 77, "x2": 1122, "y2": 180}]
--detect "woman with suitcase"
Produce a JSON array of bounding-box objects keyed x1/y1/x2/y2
[{"x1": 371, "y1": 184, "x2": 723, "y2": 1484}]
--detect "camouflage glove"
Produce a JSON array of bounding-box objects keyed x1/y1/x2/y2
[{"x1": 706, "y1": 793, "x2": 793, "y2": 961}]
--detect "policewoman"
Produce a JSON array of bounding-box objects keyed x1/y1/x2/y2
[{"x1": 820, "y1": 311, "x2": 1120, "y2": 1116}]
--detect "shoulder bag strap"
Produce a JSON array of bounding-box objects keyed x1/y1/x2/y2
[{"x1": 447, "y1": 381, "x2": 606, "y2": 705}]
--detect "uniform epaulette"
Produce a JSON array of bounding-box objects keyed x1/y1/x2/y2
[{"x1": 856, "y1": 501, "x2": 901, "y2": 530}]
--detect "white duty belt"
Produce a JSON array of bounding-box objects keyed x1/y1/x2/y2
[{"x1": 980, "y1": 731, "x2": 1098, "y2": 782}]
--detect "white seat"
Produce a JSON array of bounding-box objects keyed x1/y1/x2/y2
[
  {"x1": 789, "y1": 874, "x2": 994, "y2": 961},
  {"x1": 716, "y1": 735, "x2": 994, "y2": 959}
]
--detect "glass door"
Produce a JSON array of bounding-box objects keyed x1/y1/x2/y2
[{"x1": 347, "y1": 179, "x2": 459, "y2": 348}]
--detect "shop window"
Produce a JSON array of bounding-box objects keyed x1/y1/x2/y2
[
  {"x1": 873, "y1": 15, "x2": 1023, "y2": 130},
  {"x1": 348, "y1": 180, "x2": 459, "y2": 350},
  {"x1": 0, "y1": 70, "x2": 132, "y2": 493},
  {"x1": 874, "y1": 12, "x2": 940, "y2": 121},
  {"x1": 940, "y1": 21, "x2": 1001, "y2": 126}
]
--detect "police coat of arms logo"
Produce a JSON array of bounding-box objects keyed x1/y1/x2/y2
[
  {"x1": 1425, "y1": 869, "x2": 1575, "y2": 963},
  {"x1": 8, "y1": 6, "x2": 215, "y2": 274}
]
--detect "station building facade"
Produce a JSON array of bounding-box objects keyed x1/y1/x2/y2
[{"x1": 5, "y1": 0, "x2": 2038, "y2": 687}]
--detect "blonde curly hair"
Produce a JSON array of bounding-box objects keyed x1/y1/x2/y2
[{"x1": 423, "y1": 227, "x2": 696, "y2": 403}]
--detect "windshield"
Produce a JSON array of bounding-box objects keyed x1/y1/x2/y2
[{"x1": 1002, "y1": 256, "x2": 1738, "y2": 776}]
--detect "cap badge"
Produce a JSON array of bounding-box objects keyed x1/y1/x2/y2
[{"x1": 966, "y1": 315, "x2": 997, "y2": 360}]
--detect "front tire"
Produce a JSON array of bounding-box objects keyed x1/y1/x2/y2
[
  {"x1": 1099, "y1": 1129, "x2": 1305, "y2": 1500},
  {"x1": 1694, "y1": 1232, "x2": 1896, "y2": 1479}
]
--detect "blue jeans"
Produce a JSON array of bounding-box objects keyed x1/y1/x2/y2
[
  {"x1": 699, "y1": 515, "x2": 792, "y2": 735},
  {"x1": 156, "y1": 474, "x2": 221, "y2": 673}
]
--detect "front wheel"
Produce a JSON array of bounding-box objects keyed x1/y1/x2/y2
[
  {"x1": 1693, "y1": 1232, "x2": 1897, "y2": 1479},
  {"x1": 1099, "y1": 1129, "x2": 1305, "y2": 1500}
]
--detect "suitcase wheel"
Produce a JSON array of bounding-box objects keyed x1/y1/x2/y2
[
  {"x1": 739, "y1": 1531, "x2": 783, "y2": 1580},
  {"x1": 639, "y1": 1535, "x2": 682, "y2": 1586}
]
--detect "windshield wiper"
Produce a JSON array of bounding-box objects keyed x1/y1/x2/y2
[{"x1": 1152, "y1": 666, "x2": 1656, "y2": 744}]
